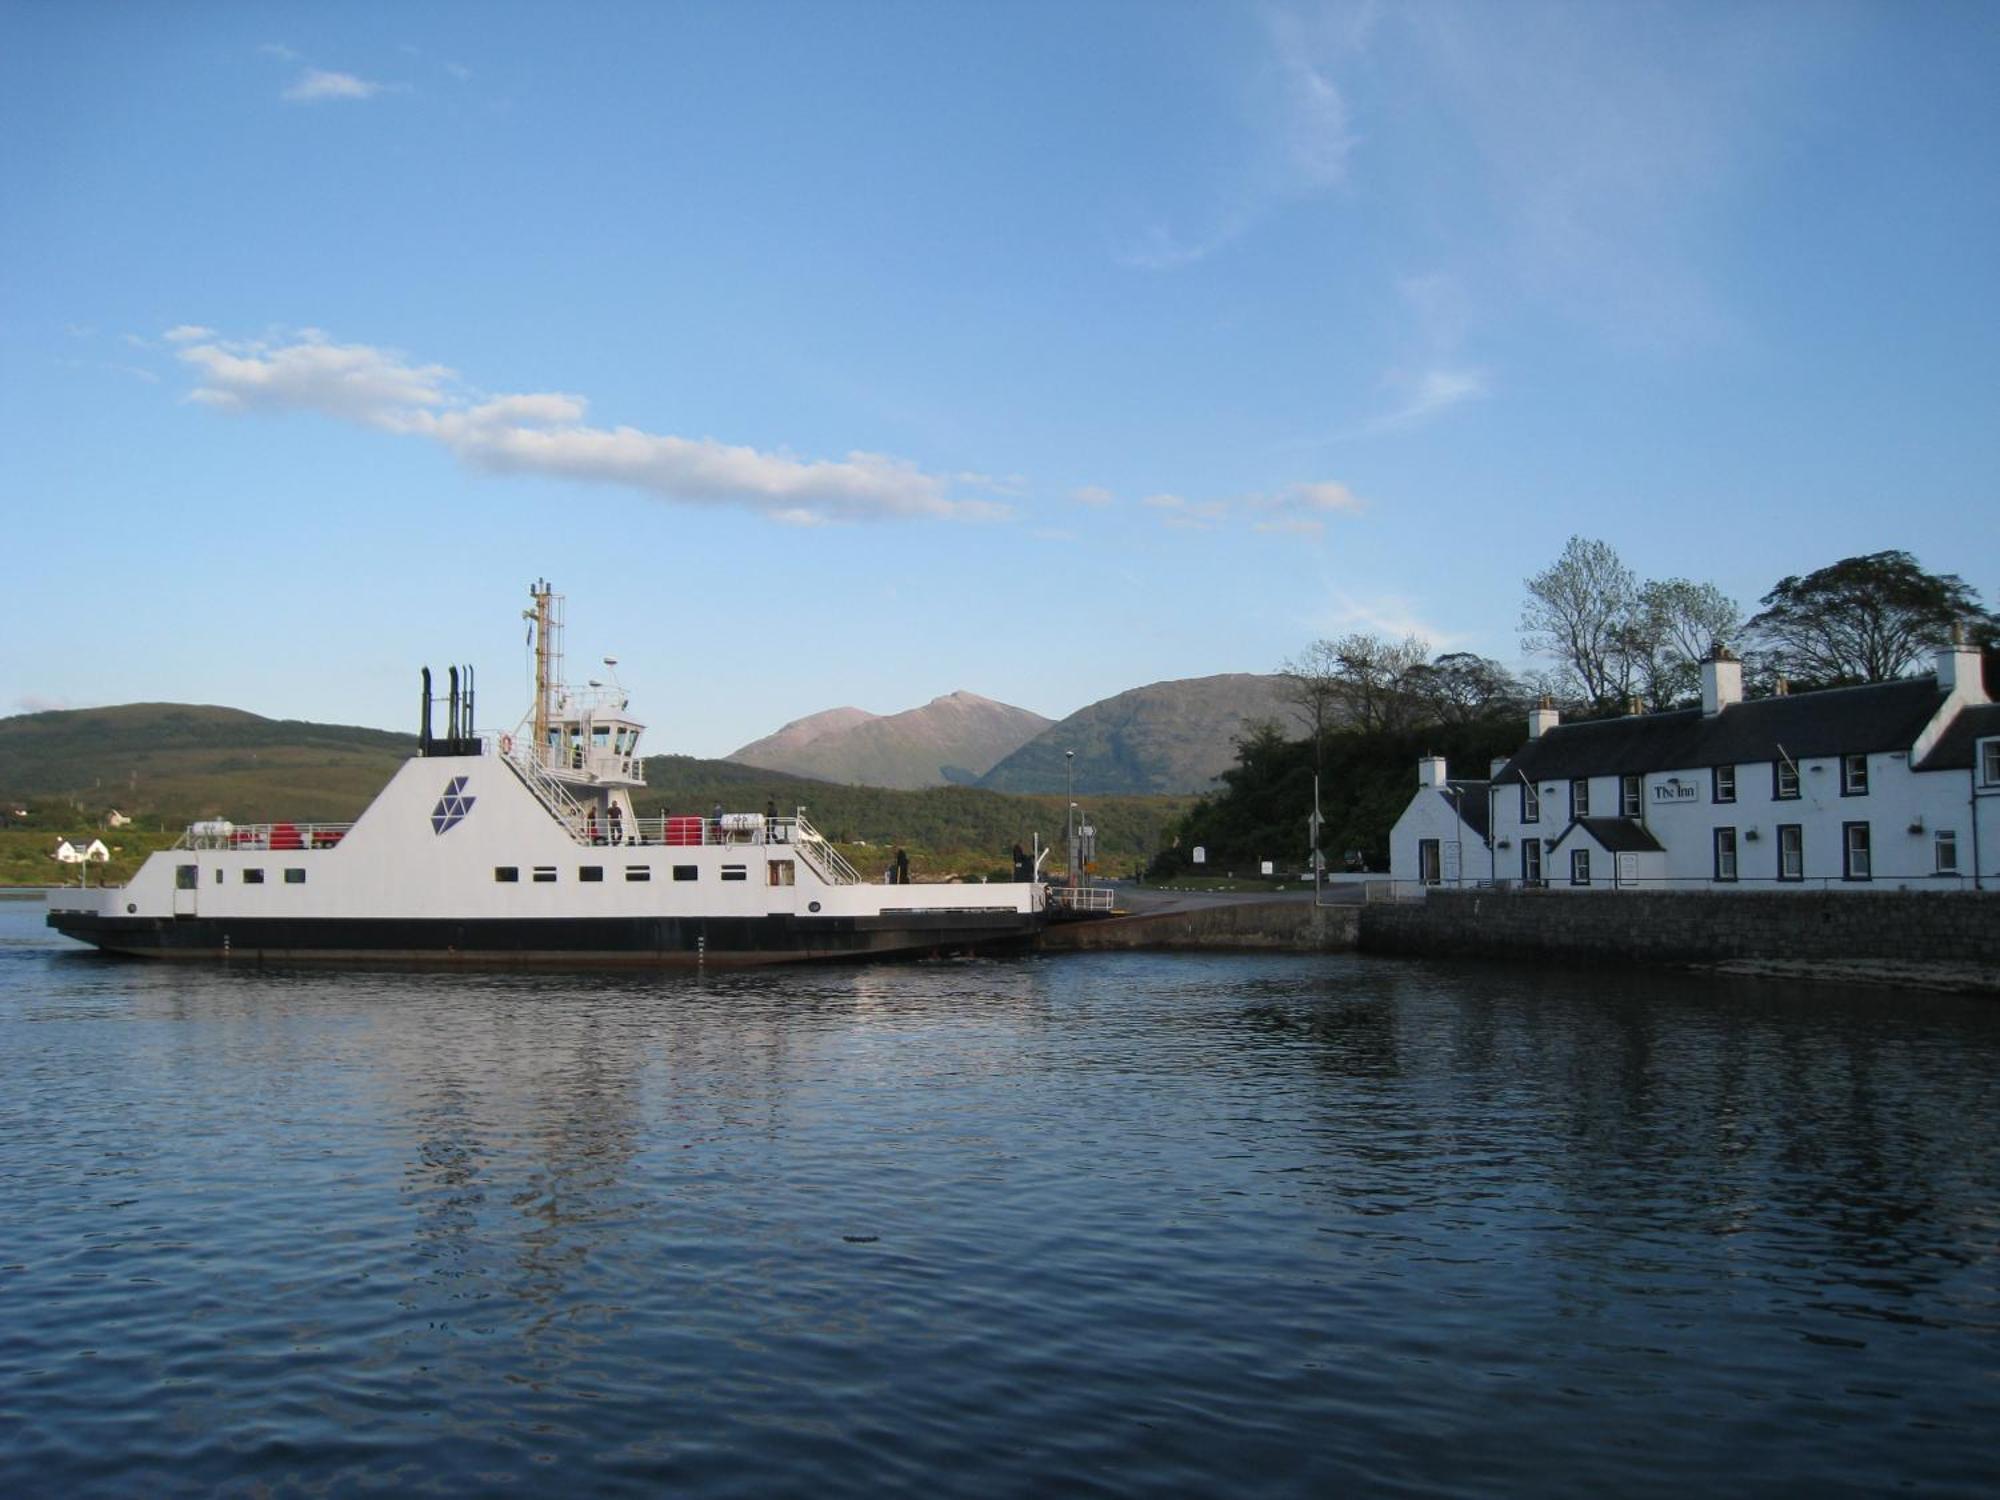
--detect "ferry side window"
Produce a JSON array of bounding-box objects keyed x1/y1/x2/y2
[
  {"x1": 673, "y1": 865, "x2": 698, "y2": 882},
  {"x1": 579, "y1": 866, "x2": 605, "y2": 882},
  {"x1": 625, "y1": 866, "x2": 651, "y2": 882},
  {"x1": 284, "y1": 868, "x2": 306, "y2": 885},
  {"x1": 533, "y1": 866, "x2": 558, "y2": 883},
  {"x1": 176, "y1": 864, "x2": 198, "y2": 890},
  {"x1": 215, "y1": 868, "x2": 224, "y2": 885},
  {"x1": 494, "y1": 866, "x2": 520, "y2": 883},
  {"x1": 243, "y1": 868, "x2": 265, "y2": 884},
  {"x1": 721, "y1": 864, "x2": 748, "y2": 882}
]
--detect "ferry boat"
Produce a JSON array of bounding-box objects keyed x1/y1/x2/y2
[{"x1": 46, "y1": 582, "x2": 1056, "y2": 966}]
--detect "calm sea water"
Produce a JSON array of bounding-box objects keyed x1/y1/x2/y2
[{"x1": 4, "y1": 898, "x2": 1997, "y2": 1498}]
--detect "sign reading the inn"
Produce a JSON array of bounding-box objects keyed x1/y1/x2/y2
[{"x1": 1651, "y1": 777, "x2": 1701, "y2": 805}]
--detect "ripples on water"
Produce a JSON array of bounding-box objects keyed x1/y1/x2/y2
[{"x1": 3, "y1": 900, "x2": 1996, "y2": 1497}]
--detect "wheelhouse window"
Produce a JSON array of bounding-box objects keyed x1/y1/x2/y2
[
  {"x1": 1520, "y1": 840, "x2": 1543, "y2": 887},
  {"x1": 1712, "y1": 764, "x2": 1736, "y2": 803},
  {"x1": 1713, "y1": 827, "x2": 1737, "y2": 883},
  {"x1": 494, "y1": 866, "x2": 520, "y2": 883},
  {"x1": 1935, "y1": 830, "x2": 1959, "y2": 874},
  {"x1": 1774, "y1": 761, "x2": 1800, "y2": 800},
  {"x1": 1841, "y1": 754, "x2": 1869, "y2": 796},
  {"x1": 1570, "y1": 778, "x2": 1591, "y2": 819},
  {"x1": 1843, "y1": 822, "x2": 1871, "y2": 881},
  {"x1": 1777, "y1": 824, "x2": 1803, "y2": 881},
  {"x1": 1620, "y1": 774, "x2": 1641, "y2": 818},
  {"x1": 1521, "y1": 782, "x2": 1540, "y2": 824},
  {"x1": 242, "y1": 868, "x2": 265, "y2": 884},
  {"x1": 1569, "y1": 848, "x2": 1591, "y2": 886}
]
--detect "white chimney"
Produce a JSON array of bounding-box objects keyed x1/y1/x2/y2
[
  {"x1": 1937, "y1": 623, "x2": 1989, "y2": 704},
  {"x1": 1528, "y1": 697, "x2": 1560, "y2": 740},
  {"x1": 1418, "y1": 755, "x2": 1447, "y2": 788},
  {"x1": 1700, "y1": 645, "x2": 1743, "y2": 716}
]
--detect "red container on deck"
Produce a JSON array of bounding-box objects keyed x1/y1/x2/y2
[
  {"x1": 664, "y1": 815, "x2": 704, "y2": 847},
  {"x1": 270, "y1": 823, "x2": 303, "y2": 850}
]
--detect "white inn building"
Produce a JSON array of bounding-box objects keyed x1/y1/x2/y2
[{"x1": 1391, "y1": 638, "x2": 1999, "y2": 892}]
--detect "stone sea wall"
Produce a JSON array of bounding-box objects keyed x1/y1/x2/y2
[
  {"x1": 1038, "y1": 901, "x2": 1359, "y2": 953},
  {"x1": 1356, "y1": 888, "x2": 2000, "y2": 969}
]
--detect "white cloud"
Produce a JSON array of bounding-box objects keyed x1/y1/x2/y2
[
  {"x1": 284, "y1": 69, "x2": 382, "y2": 103},
  {"x1": 1142, "y1": 493, "x2": 1228, "y2": 530},
  {"x1": 163, "y1": 324, "x2": 217, "y2": 344},
  {"x1": 174, "y1": 330, "x2": 1010, "y2": 526},
  {"x1": 1287, "y1": 480, "x2": 1366, "y2": 514},
  {"x1": 1071, "y1": 485, "x2": 1115, "y2": 507}
]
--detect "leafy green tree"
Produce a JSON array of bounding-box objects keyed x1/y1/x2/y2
[
  {"x1": 1746, "y1": 551, "x2": 1997, "y2": 686},
  {"x1": 1520, "y1": 536, "x2": 1639, "y2": 707}
]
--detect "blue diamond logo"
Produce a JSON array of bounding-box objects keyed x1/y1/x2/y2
[{"x1": 431, "y1": 776, "x2": 475, "y2": 835}]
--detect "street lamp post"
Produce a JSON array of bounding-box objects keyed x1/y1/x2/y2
[{"x1": 1065, "y1": 750, "x2": 1075, "y2": 889}]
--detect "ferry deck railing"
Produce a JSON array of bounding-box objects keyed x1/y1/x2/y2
[
  {"x1": 1046, "y1": 885, "x2": 1115, "y2": 914},
  {"x1": 175, "y1": 822, "x2": 355, "y2": 852}
]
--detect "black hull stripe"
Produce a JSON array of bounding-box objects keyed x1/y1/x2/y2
[{"x1": 46, "y1": 911, "x2": 1041, "y2": 968}]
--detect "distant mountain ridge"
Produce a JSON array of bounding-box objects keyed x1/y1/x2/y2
[
  {"x1": 977, "y1": 673, "x2": 1296, "y2": 795},
  {"x1": 725, "y1": 690, "x2": 1051, "y2": 790}
]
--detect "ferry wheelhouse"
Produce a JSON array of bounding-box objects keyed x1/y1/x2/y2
[{"x1": 46, "y1": 582, "x2": 1049, "y2": 966}]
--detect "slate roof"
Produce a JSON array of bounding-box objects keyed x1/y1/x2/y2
[
  {"x1": 1435, "y1": 781, "x2": 1491, "y2": 840},
  {"x1": 1496, "y1": 677, "x2": 1950, "y2": 783},
  {"x1": 1549, "y1": 817, "x2": 1666, "y2": 855},
  {"x1": 1914, "y1": 702, "x2": 2000, "y2": 772}
]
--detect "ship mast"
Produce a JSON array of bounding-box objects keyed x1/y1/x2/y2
[{"x1": 526, "y1": 580, "x2": 563, "y2": 757}]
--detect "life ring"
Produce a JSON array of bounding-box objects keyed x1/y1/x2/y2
[{"x1": 500, "y1": 734, "x2": 513, "y2": 754}]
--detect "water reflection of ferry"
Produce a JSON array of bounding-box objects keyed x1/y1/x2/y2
[{"x1": 47, "y1": 582, "x2": 1051, "y2": 966}]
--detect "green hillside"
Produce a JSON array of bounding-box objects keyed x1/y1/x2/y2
[{"x1": 3, "y1": 705, "x2": 1187, "y2": 883}]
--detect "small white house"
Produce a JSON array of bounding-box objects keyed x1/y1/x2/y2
[
  {"x1": 1388, "y1": 755, "x2": 1491, "y2": 887},
  {"x1": 1391, "y1": 637, "x2": 1999, "y2": 892}
]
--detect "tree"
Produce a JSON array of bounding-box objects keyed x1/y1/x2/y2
[
  {"x1": 1277, "y1": 639, "x2": 1343, "y2": 773},
  {"x1": 1745, "y1": 551, "x2": 1997, "y2": 687},
  {"x1": 1629, "y1": 578, "x2": 1741, "y2": 708},
  {"x1": 1326, "y1": 632, "x2": 1431, "y2": 733},
  {"x1": 1520, "y1": 536, "x2": 1639, "y2": 707},
  {"x1": 1407, "y1": 652, "x2": 1527, "y2": 725}
]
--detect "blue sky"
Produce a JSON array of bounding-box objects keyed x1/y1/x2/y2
[{"x1": 5, "y1": 1, "x2": 1996, "y2": 758}]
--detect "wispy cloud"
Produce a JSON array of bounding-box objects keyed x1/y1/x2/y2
[
  {"x1": 162, "y1": 324, "x2": 216, "y2": 344},
  {"x1": 1115, "y1": 4, "x2": 1367, "y2": 270},
  {"x1": 1365, "y1": 366, "x2": 1487, "y2": 432},
  {"x1": 174, "y1": 330, "x2": 1011, "y2": 526},
  {"x1": 1070, "y1": 485, "x2": 1115, "y2": 507},
  {"x1": 1314, "y1": 592, "x2": 1453, "y2": 646},
  {"x1": 1246, "y1": 479, "x2": 1371, "y2": 537},
  {"x1": 1141, "y1": 492, "x2": 1227, "y2": 530},
  {"x1": 283, "y1": 69, "x2": 382, "y2": 104}
]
